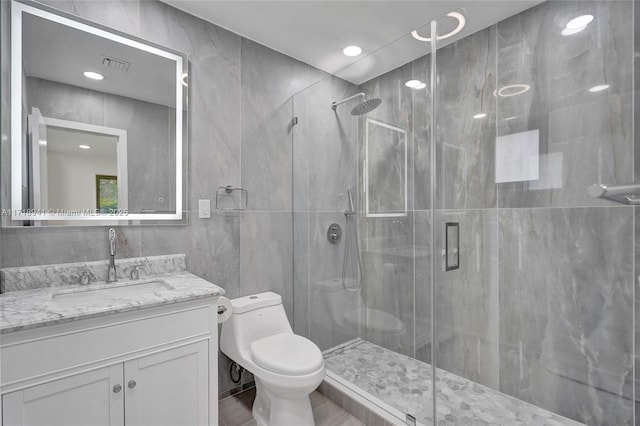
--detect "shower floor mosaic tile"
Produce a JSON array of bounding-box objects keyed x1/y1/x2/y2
[{"x1": 324, "y1": 340, "x2": 585, "y2": 426}]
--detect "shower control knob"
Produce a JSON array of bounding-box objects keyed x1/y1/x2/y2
[{"x1": 327, "y1": 223, "x2": 342, "y2": 244}]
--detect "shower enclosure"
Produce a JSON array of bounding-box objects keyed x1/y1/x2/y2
[{"x1": 290, "y1": 1, "x2": 637, "y2": 424}]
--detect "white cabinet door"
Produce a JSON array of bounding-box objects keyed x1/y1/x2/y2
[
  {"x1": 2, "y1": 365, "x2": 124, "y2": 426},
  {"x1": 124, "y1": 341, "x2": 209, "y2": 426}
]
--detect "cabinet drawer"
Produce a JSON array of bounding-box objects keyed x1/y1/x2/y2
[{"x1": 2, "y1": 302, "x2": 214, "y2": 387}]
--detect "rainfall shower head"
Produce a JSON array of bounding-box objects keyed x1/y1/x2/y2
[
  {"x1": 350, "y1": 98, "x2": 382, "y2": 116},
  {"x1": 331, "y1": 92, "x2": 382, "y2": 116}
]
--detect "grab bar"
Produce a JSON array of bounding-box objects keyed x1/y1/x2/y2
[{"x1": 588, "y1": 183, "x2": 640, "y2": 205}]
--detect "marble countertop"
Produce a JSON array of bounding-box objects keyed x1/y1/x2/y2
[{"x1": 0, "y1": 271, "x2": 225, "y2": 334}]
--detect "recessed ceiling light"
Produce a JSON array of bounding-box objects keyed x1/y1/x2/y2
[
  {"x1": 494, "y1": 84, "x2": 530, "y2": 97},
  {"x1": 566, "y1": 15, "x2": 593, "y2": 29},
  {"x1": 342, "y1": 45, "x2": 362, "y2": 57},
  {"x1": 589, "y1": 84, "x2": 609, "y2": 92},
  {"x1": 414, "y1": 83, "x2": 427, "y2": 90},
  {"x1": 405, "y1": 80, "x2": 422, "y2": 88},
  {"x1": 411, "y1": 11, "x2": 466, "y2": 42},
  {"x1": 78, "y1": 145, "x2": 91, "y2": 149},
  {"x1": 473, "y1": 113, "x2": 487, "y2": 119},
  {"x1": 83, "y1": 71, "x2": 104, "y2": 80}
]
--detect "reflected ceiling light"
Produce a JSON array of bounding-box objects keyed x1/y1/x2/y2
[
  {"x1": 494, "y1": 84, "x2": 530, "y2": 97},
  {"x1": 405, "y1": 79, "x2": 422, "y2": 88},
  {"x1": 473, "y1": 113, "x2": 487, "y2": 119},
  {"x1": 414, "y1": 82, "x2": 427, "y2": 90},
  {"x1": 342, "y1": 45, "x2": 362, "y2": 57},
  {"x1": 562, "y1": 14, "x2": 593, "y2": 36},
  {"x1": 83, "y1": 71, "x2": 104, "y2": 80},
  {"x1": 181, "y1": 72, "x2": 188, "y2": 87},
  {"x1": 561, "y1": 26, "x2": 586, "y2": 36},
  {"x1": 39, "y1": 139, "x2": 47, "y2": 146},
  {"x1": 78, "y1": 145, "x2": 91, "y2": 149},
  {"x1": 411, "y1": 11, "x2": 466, "y2": 42},
  {"x1": 589, "y1": 84, "x2": 609, "y2": 92},
  {"x1": 502, "y1": 116, "x2": 518, "y2": 121},
  {"x1": 566, "y1": 15, "x2": 594, "y2": 29}
]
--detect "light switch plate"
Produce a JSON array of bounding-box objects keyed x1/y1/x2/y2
[{"x1": 198, "y1": 199, "x2": 211, "y2": 219}]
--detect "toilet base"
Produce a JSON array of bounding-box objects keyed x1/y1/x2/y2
[{"x1": 252, "y1": 378, "x2": 315, "y2": 426}]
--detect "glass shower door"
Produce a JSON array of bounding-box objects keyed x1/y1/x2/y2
[{"x1": 432, "y1": 1, "x2": 636, "y2": 425}]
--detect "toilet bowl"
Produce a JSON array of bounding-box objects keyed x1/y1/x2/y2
[{"x1": 220, "y1": 292, "x2": 325, "y2": 426}]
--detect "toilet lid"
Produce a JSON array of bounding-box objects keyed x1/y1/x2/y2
[{"x1": 250, "y1": 333, "x2": 323, "y2": 376}]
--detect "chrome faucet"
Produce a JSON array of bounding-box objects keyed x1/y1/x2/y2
[{"x1": 106, "y1": 228, "x2": 117, "y2": 282}]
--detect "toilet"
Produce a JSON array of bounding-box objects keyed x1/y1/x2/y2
[{"x1": 220, "y1": 292, "x2": 325, "y2": 426}]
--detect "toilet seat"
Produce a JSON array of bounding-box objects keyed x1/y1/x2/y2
[{"x1": 250, "y1": 332, "x2": 323, "y2": 376}]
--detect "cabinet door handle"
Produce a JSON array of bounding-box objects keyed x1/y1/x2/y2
[
  {"x1": 128, "y1": 380, "x2": 137, "y2": 389},
  {"x1": 113, "y1": 384, "x2": 122, "y2": 393}
]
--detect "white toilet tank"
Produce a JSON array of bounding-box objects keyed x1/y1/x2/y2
[{"x1": 220, "y1": 292, "x2": 293, "y2": 361}]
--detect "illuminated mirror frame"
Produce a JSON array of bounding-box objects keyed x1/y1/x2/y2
[
  {"x1": 364, "y1": 118, "x2": 408, "y2": 218},
  {"x1": 10, "y1": 1, "x2": 185, "y2": 222}
]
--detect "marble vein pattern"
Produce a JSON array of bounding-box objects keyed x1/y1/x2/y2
[
  {"x1": 435, "y1": 210, "x2": 498, "y2": 389},
  {"x1": 1, "y1": 254, "x2": 187, "y2": 293},
  {"x1": 435, "y1": 26, "x2": 497, "y2": 210},
  {"x1": 324, "y1": 339, "x2": 584, "y2": 426},
  {"x1": 0, "y1": 270, "x2": 224, "y2": 334},
  {"x1": 498, "y1": 207, "x2": 634, "y2": 425}
]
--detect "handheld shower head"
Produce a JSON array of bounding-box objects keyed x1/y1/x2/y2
[
  {"x1": 331, "y1": 93, "x2": 382, "y2": 116},
  {"x1": 347, "y1": 188, "x2": 355, "y2": 214}
]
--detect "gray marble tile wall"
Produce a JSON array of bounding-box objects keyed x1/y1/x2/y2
[
  {"x1": 357, "y1": 62, "x2": 417, "y2": 357},
  {"x1": 360, "y1": 214, "x2": 416, "y2": 357},
  {"x1": 634, "y1": 0, "x2": 639, "y2": 422},
  {"x1": 411, "y1": 53, "x2": 431, "y2": 212},
  {"x1": 435, "y1": 210, "x2": 498, "y2": 390},
  {"x1": 413, "y1": 210, "x2": 431, "y2": 363},
  {"x1": 496, "y1": 1, "x2": 634, "y2": 209},
  {"x1": 435, "y1": 26, "x2": 497, "y2": 210},
  {"x1": 494, "y1": 3, "x2": 636, "y2": 425},
  {"x1": 290, "y1": 73, "x2": 360, "y2": 349},
  {"x1": 499, "y1": 207, "x2": 634, "y2": 425}
]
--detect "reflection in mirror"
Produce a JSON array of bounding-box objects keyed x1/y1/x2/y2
[
  {"x1": 365, "y1": 119, "x2": 407, "y2": 217},
  {"x1": 28, "y1": 111, "x2": 129, "y2": 225},
  {"x1": 10, "y1": 1, "x2": 186, "y2": 224}
]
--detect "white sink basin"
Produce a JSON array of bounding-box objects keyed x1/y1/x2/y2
[{"x1": 52, "y1": 279, "x2": 174, "y2": 305}]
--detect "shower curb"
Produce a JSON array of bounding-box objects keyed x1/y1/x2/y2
[{"x1": 317, "y1": 376, "x2": 404, "y2": 426}]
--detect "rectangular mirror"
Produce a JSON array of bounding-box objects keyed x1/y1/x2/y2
[
  {"x1": 364, "y1": 118, "x2": 407, "y2": 218},
  {"x1": 9, "y1": 1, "x2": 187, "y2": 224}
]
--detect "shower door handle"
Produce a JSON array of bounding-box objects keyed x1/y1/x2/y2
[{"x1": 445, "y1": 222, "x2": 459, "y2": 271}]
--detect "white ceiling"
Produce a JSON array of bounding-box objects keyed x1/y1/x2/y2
[
  {"x1": 162, "y1": 0, "x2": 544, "y2": 84},
  {"x1": 47, "y1": 127, "x2": 118, "y2": 157}
]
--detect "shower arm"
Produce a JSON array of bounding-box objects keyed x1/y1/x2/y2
[{"x1": 331, "y1": 93, "x2": 365, "y2": 110}]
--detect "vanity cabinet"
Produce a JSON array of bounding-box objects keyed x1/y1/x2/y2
[
  {"x1": 1, "y1": 298, "x2": 218, "y2": 426},
  {"x1": 3, "y1": 365, "x2": 124, "y2": 426}
]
